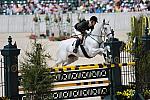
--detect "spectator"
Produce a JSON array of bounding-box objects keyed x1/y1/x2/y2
[
  {"x1": 114, "y1": 1, "x2": 122, "y2": 12},
  {"x1": 0, "y1": 0, "x2": 149, "y2": 15},
  {"x1": 146, "y1": 1, "x2": 150, "y2": 11}
]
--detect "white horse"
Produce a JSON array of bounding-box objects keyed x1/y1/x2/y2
[{"x1": 54, "y1": 20, "x2": 112, "y2": 66}]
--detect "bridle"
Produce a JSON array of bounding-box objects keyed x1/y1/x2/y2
[
  {"x1": 86, "y1": 23, "x2": 111, "y2": 47},
  {"x1": 99, "y1": 22, "x2": 112, "y2": 41}
]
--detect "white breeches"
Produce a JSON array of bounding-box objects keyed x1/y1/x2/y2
[{"x1": 73, "y1": 28, "x2": 82, "y2": 39}]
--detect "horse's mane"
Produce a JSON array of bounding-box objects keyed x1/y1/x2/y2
[
  {"x1": 91, "y1": 23, "x2": 101, "y2": 35},
  {"x1": 94, "y1": 22, "x2": 102, "y2": 30}
]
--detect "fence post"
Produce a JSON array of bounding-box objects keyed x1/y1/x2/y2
[
  {"x1": 133, "y1": 27, "x2": 150, "y2": 100},
  {"x1": 142, "y1": 27, "x2": 150, "y2": 88},
  {"x1": 133, "y1": 36, "x2": 145, "y2": 100},
  {"x1": 1, "y1": 36, "x2": 20, "y2": 99},
  {"x1": 104, "y1": 30, "x2": 123, "y2": 100},
  {"x1": 142, "y1": 27, "x2": 150, "y2": 52},
  {"x1": 45, "y1": 13, "x2": 50, "y2": 37}
]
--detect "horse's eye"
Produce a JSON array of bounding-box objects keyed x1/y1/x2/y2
[{"x1": 104, "y1": 27, "x2": 107, "y2": 30}]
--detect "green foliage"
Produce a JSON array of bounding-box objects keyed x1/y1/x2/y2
[
  {"x1": 127, "y1": 15, "x2": 150, "y2": 99},
  {"x1": 33, "y1": 15, "x2": 38, "y2": 22},
  {"x1": 54, "y1": 14, "x2": 58, "y2": 23},
  {"x1": 58, "y1": 14, "x2": 61, "y2": 22},
  {"x1": 116, "y1": 85, "x2": 150, "y2": 99},
  {"x1": 131, "y1": 16, "x2": 150, "y2": 38},
  {"x1": 54, "y1": 37, "x2": 62, "y2": 41},
  {"x1": 143, "y1": 89, "x2": 150, "y2": 98},
  {"x1": 127, "y1": 40, "x2": 150, "y2": 99},
  {"x1": 116, "y1": 89, "x2": 135, "y2": 100},
  {"x1": 66, "y1": 14, "x2": 70, "y2": 23},
  {"x1": 138, "y1": 51, "x2": 150, "y2": 89},
  {"x1": 45, "y1": 14, "x2": 50, "y2": 21},
  {"x1": 20, "y1": 42, "x2": 53, "y2": 100}
]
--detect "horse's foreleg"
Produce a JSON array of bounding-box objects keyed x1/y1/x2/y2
[
  {"x1": 103, "y1": 53, "x2": 107, "y2": 61},
  {"x1": 103, "y1": 53, "x2": 111, "y2": 64},
  {"x1": 103, "y1": 45, "x2": 111, "y2": 63},
  {"x1": 88, "y1": 48, "x2": 105, "y2": 57},
  {"x1": 104, "y1": 45, "x2": 110, "y2": 52}
]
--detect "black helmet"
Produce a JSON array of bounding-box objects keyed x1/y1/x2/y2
[{"x1": 90, "y1": 16, "x2": 98, "y2": 22}]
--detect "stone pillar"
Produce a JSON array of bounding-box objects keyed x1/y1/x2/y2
[
  {"x1": 1, "y1": 36, "x2": 20, "y2": 99},
  {"x1": 104, "y1": 36, "x2": 122, "y2": 100}
]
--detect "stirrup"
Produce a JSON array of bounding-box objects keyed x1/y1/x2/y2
[{"x1": 73, "y1": 48, "x2": 78, "y2": 53}]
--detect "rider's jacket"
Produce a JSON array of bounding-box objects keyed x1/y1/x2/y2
[{"x1": 74, "y1": 20, "x2": 94, "y2": 34}]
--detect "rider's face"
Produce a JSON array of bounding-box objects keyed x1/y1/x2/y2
[{"x1": 91, "y1": 21, "x2": 96, "y2": 26}]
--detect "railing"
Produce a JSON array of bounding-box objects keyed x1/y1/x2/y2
[{"x1": 2, "y1": 12, "x2": 150, "y2": 33}]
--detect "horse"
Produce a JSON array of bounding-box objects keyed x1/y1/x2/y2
[{"x1": 54, "y1": 20, "x2": 113, "y2": 67}]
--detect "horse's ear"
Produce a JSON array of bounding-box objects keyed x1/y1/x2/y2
[
  {"x1": 108, "y1": 21, "x2": 110, "y2": 24},
  {"x1": 103, "y1": 19, "x2": 105, "y2": 24}
]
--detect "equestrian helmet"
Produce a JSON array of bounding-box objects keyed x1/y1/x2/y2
[{"x1": 90, "y1": 16, "x2": 98, "y2": 22}]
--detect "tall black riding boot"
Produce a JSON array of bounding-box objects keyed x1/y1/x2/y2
[{"x1": 73, "y1": 38, "x2": 81, "y2": 53}]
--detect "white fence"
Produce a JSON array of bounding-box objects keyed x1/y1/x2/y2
[{"x1": 0, "y1": 12, "x2": 150, "y2": 35}]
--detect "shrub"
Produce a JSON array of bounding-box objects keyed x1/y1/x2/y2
[{"x1": 20, "y1": 42, "x2": 53, "y2": 100}]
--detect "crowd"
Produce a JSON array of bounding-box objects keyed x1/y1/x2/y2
[
  {"x1": 0, "y1": 0, "x2": 72, "y2": 15},
  {"x1": 79, "y1": 0, "x2": 150, "y2": 13},
  {"x1": 0, "y1": 0, "x2": 150, "y2": 15}
]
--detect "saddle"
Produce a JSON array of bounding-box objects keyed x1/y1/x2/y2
[
  {"x1": 75, "y1": 34, "x2": 87, "y2": 46},
  {"x1": 72, "y1": 35, "x2": 92, "y2": 58}
]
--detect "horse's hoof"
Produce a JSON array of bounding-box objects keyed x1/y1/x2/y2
[
  {"x1": 105, "y1": 46, "x2": 110, "y2": 52},
  {"x1": 105, "y1": 57, "x2": 111, "y2": 64},
  {"x1": 104, "y1": 61, "x2": 110, "y2": 65}
]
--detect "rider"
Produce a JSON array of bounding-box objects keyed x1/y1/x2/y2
[{"x1": 73, "y1": 16, "x2": 98, "y2": 53}]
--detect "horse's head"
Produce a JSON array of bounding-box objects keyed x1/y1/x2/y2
[
  {"x1": 90, "y1": 19, "x2": 113, "y2": 42},
  {"x1": 101, "y1": 19, "x2": 112, "y2": 37}
]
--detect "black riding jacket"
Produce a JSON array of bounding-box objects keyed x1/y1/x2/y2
[{"x1": 74, "y1": 20, "x2": 94, "y2": 34}]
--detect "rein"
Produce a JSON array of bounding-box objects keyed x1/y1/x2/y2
[
  {"x1": 86, "y1": 23, "x2": 111, "y2": 47},
  {"x1": 87, "y1": 33, "x2": 104, "y2": 48}
]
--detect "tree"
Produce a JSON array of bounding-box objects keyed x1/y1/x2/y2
[{"x1": 20, "y1": 42, "x2": 53, "y2": 100}]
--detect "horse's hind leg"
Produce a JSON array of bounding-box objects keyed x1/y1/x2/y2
[
  {"x1": 68, "y1": 56, "x2": 78, "y2": 64},
  {"x1": 103, "y1": 53, "x2": 111, "y2": 64},
  {"x1": 63, "y1": 55, "x2": 78, "y2": 66},
  {"x1": 53, "y1": 50, "x2": 69, "y2": 67},
  {"x1": 52, "y1": 57, "x2": 67, "y2": 67},
  {"x1": 51, "y1": 59, "x2": 62, "y2": 68}
]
